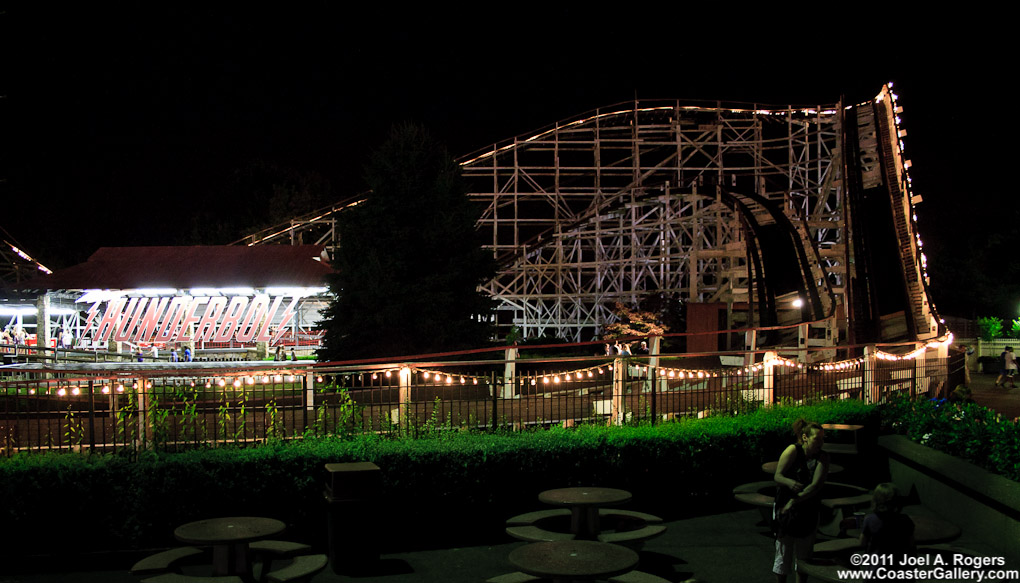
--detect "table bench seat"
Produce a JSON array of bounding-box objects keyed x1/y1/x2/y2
[
  {"x1": 265, "y1": 553, "x2": 328, "y2": 583},
  {"x1": 608, "y1": 570, "x2": 674, "y2": 583},
  {"x1": 131, "y1": 547, "x2": 205, "y2": 575},
  {"x1": 597, "y1": 524, "x2": 667, "y2": 547},
  {"x1": 733, "y1": 481, "x2": 775, "y2": 507},
  {"x1": 505, "y1": 508, "x2": 572, "y2": 526},
  {"x1": 142, "y1": 574, "x2": 244, "y2": 583},
  {"x1": 598, "y1": 508, "x2": 664, "y2": 524},
  {"x1": 486, "y1": 572, "x2": 543, "y2": 583},
  {"x1": 506, "y1": 525, "x2": 577, "y2": 542}
]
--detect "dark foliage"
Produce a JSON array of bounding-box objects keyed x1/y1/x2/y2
[
  {"x1": 317, "y1": 124, "x2": 495, "y2": 360},
  {"x1": 0, "y1": 401, "x2": 875, "y2": 557}
]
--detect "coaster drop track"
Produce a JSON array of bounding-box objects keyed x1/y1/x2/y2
[{"x1": 236, "y1": 84, "x2": 941, "y2": 347}]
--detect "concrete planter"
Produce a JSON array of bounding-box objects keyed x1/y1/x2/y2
[{"x1": 879, "y1": 434, "x2": 1020, "y2": 561}]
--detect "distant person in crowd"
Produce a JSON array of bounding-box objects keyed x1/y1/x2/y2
[
  {"x1": 61, "y1": 328, "x2": 73, "y2": 349},
  {"x1": 996, "y1": 346, "x2": 1017, "y2": 388},
  {"x1": 184, "y1": 346, "x2": 192, "y2": 362},
  {"x1": 289, "y1": 348, "x2": 297, "y2": 361},
  {"x1": 772, "y1": 418, "x2": 830, "y2": 583},
  {"x1": 151, "y1": 345, "x2": 159, "y2": 360},
  {"x1": 1, "y1": 328, "x2": 12, "y2": 351},
  {"x1": 13, "y1": 327, "x2": 27, "y2": 354},
  {"x1": 604, "y1": 343, "x2": 613, "y2": 356},
  {"x1": 613, "y1": 341, "x2": 623, "y2": 355},
  {"x1": 859, "y1": 483, "x2": 915, "y2": 560},
  {"x1": 638, "y1": 340, "x2": 649, "y2": 354},
  {"x1": 621, "y1": 342, "x2": 632, "y2": 356},
  {"x1": 136, "y1": 349, "x2": 144, "y2": 362},
  {"x1": 275, "y1": 346, "x2": 284, "y2": 361},
  {"x1": 170, "y1": 347, "x2": 179, "y2": 362}
]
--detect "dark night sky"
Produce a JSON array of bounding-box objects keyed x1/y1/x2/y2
[{"x1": 2, "y1": 5, "x2": 1008, "y2": 316}]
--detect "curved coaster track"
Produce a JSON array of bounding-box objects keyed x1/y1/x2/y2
[{"x1": 234, "y1": 84, "x2": 940, "y2": 348}]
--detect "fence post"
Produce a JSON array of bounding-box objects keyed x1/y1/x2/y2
[
  {"x1": 398, "y1": 366, "x2": 411, "y2": 432},
  {"x1": 648, "y1": 336, "x2": 660, "y2": 422},
  {"x1": 763, "y1": 351, "x2": 777, "y2": 405},
  {"x1": 744, "y1": 330, "x2": 757, "y2": 367},
  {"x1": 491, "y1": 371, "x2": 499, "y2": 431},
  {"x1": 611, "y1": 357, "x2": 625, "y2": 425},
  {"x1": 87, "y1": 379, "x2": 96, "y2": 452},
  {"x1": 137, "y1": 376, "x2": 150, "y2": 448},
  {"x1": 503, "y1": 346, "x2": 517, "y2": 399},
  {"x1": 304, "y1": 372, "x2": 315, "y2": 432},
  {"x1": 863, "y1": 345, "x2": 877, "y2": 404}
]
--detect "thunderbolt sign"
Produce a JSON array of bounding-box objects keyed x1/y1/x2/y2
[{"x1": 81, "y1": 295, "x2": 300, "y2": 345}]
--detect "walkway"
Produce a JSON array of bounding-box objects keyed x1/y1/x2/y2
[
  {"x1": 2, "y1": 506, "x2": 1011, "y2": 583},
  {"x1": 970, "y1": 368, "x2": 1020, "y2": 420}
]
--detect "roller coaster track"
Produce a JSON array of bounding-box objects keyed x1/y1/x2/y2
[{"x1": 235, "y1": 85, "x2": 940, "y2": 346}]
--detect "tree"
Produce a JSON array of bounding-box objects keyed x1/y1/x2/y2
[
  {"x1": 182, "y1": 160, "x2": 334, "y2": 245},
  {"x1": 317, "y1": 124, "x2": 495, "y2": 360}
]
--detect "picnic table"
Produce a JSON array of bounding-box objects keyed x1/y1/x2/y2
[
  {"x1": 174, "y1": 516, "x2": 286, "y2": 578},
  {"x1": 508, "y1": 540, "x2": 638, "y2": 582},
  {"x1": 538, "y1": 487, "x2": 632, "y2": 540}
]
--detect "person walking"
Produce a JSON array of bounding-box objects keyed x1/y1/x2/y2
[{"x1": 995, "y1": 346, "x2": 1017, "y2": 388}]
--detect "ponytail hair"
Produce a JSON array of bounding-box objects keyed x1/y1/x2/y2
[{"x1": 792, "y1": 418, "x2": 822, "y2": 442}]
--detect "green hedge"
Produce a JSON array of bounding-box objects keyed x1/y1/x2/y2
[
  {"x1": 882, "y1": 396, "x2": 1020, "y2": 482},
  {"x1": 0, "y1": 400, "x2": 875, "y2": 556}
]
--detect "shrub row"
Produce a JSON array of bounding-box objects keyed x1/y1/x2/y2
[
  {"x1": 0, "y1": 399, "x2": 876, "y2": 556},
  {"x1": 881, "y1": 396, "x2": 1020, "y2": 482}
]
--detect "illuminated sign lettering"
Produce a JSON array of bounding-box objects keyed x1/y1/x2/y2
[{"x1": 81, "y1": 295, "x2": 299, "y2": 344}]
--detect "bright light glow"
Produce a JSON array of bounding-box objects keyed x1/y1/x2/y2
[
  {"x1": 57, "y1": 388, "x2": 66, "y2": 396},
  {"x1": 792, "y1": 298, "x2": 804, "y2": 308},
  {"x1": 265, "y1": 287, "x2": 328, "y2": 297},
  {"x1": 102, "y1": 385, "x2": 110, "y2": 394},
  {"x1": 0, "y1": 306, "x2": 37, "y2": 316},
  {"x1": 71, "y1": 387, "x2": 80, "y2": 396},
  {"x1": 134, "y1": 288, "x2": 179, "y2": 297}
]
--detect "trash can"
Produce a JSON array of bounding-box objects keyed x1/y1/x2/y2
[{"x1": 324, "y1": 462, "x2": 381, "y2": 574}]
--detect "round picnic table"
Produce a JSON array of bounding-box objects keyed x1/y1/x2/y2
[
  {"x1": 538, "y1": 487, "x2": 632, "y2": 539},
  {"x1": 509, "y1": 540, "x2": 638, "y2": 582},
  {"x1": 174, "y1": 516, "x2": 286, "y2": 578}
]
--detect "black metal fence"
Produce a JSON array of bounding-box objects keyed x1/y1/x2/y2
[{"x1": 0, "y1": 345, "x2": 954, "y2": 455}]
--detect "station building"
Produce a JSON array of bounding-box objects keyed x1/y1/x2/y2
[{"x1": 6, "y1": 245, "x2": 332, "y2": 359}]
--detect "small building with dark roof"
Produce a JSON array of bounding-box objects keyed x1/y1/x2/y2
[{"x1": 5, "y1": 245, "x2": 332, "y2": 358}]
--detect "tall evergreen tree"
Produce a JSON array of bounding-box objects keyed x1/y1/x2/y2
[{"x1": 317, "y1": 124, "x2": 495, "y2": 360}]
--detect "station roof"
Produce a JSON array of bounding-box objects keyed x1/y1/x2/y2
[{"x1": 14, "y1": 245, "x2": 332, "y2": 291}]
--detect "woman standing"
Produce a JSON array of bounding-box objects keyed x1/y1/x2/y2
[{"x1": 772, "y1": 418, "x2": 830, "y2": 583}]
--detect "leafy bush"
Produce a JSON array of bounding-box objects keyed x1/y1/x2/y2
[
  {"x1": 978, "y1": 316, "x2": 1004, "y2": 341},
  {"x1": 0, "y1": 400, "x2": 875, "y2": 557},
  {"x1": 881, "y1": 395, "x2": 1020, "y2": 482}
]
